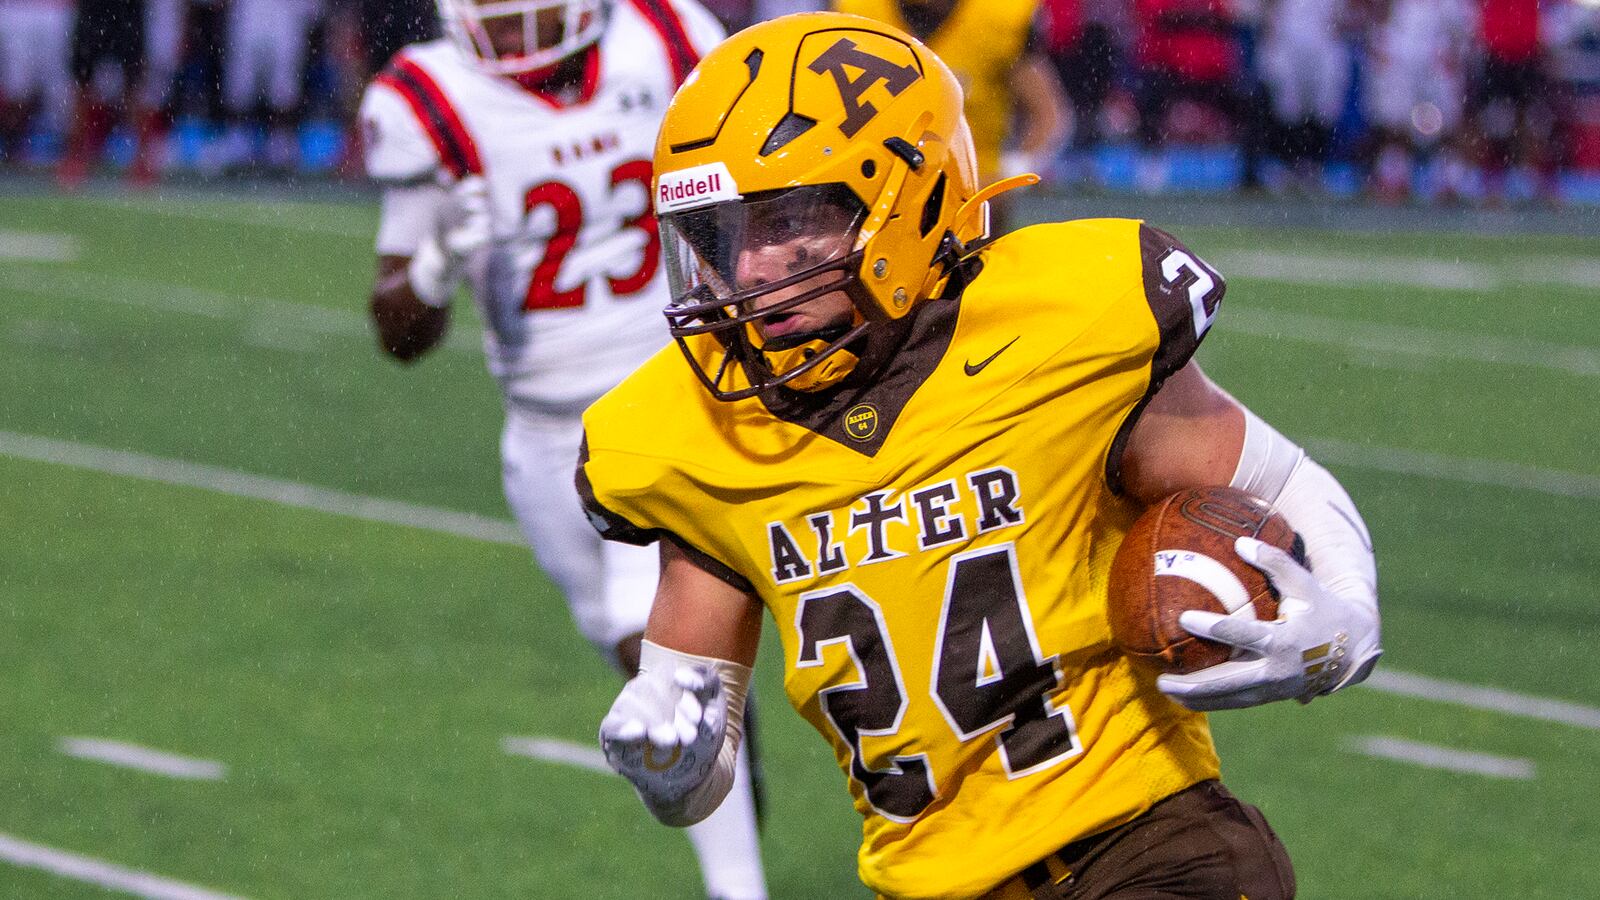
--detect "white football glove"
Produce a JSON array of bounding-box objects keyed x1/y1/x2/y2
[
  {"x1": 407, "y1": 175, "x2": 492, "y2": 307},
  {"x1": 1157, "y1": 536, "x2": 1382, "y2": 711},
  {"x1": 600, "y1": 662, "x2": 727, "y2": 814}
]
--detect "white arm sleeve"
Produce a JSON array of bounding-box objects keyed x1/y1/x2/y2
[
  {"x1": 1231, "y1": 407, "x2": 1378, "y2": 613},
  {"x1": 375, "y1": 183, "x2": 449, "y2": 256},
  {"x1": 635, "y1": 640, "x2": 751, "y2": 827}
]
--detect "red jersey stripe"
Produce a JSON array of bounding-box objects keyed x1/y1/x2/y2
[
  {"x1": 380, "y1": 54, "x2": 485, "y2": 177},
  {"x1": 627, "y1": 0, "x2": 700, "y2": 87}
]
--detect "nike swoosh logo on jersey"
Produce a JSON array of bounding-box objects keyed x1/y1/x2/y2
[{"x1": 964, "y1": 337, "x2": 1019, "y2": 377}]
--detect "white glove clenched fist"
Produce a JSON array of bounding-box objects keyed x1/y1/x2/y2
[
  {"x1": 1158, "y1": 536, "x2": 1382, "y2": 711},
  {"x1": 600, "y1": 663, "x2": 727, "y2": 810}
]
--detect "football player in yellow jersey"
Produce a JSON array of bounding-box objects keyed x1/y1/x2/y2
[{"x1": 583, "y1": 12, "x2": 1382, "y2": 899}]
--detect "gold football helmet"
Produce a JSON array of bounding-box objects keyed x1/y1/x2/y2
[{"x1": 653, "y1": 12, "x2": 1027, "y2": 401}]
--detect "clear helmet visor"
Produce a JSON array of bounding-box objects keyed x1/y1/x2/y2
[
  {"x1": 661, "y1": 182, "x2": 866, "y2": 319},
  {"x1": 439, "y1": 0, "x2": 605, "y2": 75}
]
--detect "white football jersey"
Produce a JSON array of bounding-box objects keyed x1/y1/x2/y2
[{"x1": 361, "y1": 0, "x2": 725, "y2": 413}]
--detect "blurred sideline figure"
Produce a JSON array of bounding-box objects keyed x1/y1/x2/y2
[
  {"x1": 1038, "y1": 0, "x2": 1127, "y2": 172},
  {"x1": 1132, "y1": 0, "x2": 1258, "y2": 192},
  {"x1": 57, "y1": 0, "x2": 149, "y2": 187},
  {"x1": 1473, "y1": 0, "x2": 1555, "y2": 201},
  {"x1": 212, "y1": 0, "x2": 326, "y2": 173},
  {"x1": 832, "y1": 0, "x2": 1068, "y2": 183},
  {"x1": 833, "y1": 0, "x2": 1068, "y2": 221},
  {"x1": 1544, "y1": 0, "x2": 1600, "y2": 184},
  {"x1": 1364, "y1": 0, "x2": 1476, "y2": 202},
  {"x1": 1258, "y1": 0, "x2": 1351, "y2": 193},
  {"x1": 129, "y1": 0, "x2": 187, "y2": 183},
  {"x1": 358, "y1": 2, "x2": 768, "y2": 897},
  {"x1": 0, "y1": 0, "x2": 75, "y2": 166}
]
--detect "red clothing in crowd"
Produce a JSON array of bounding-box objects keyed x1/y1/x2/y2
[
  {"x1": 1039, "y1": 0, "x2": 1085, "y2": 54},
  {"x1": 1480, "y1": 0, "x2": 1541, "y2": 61},
  {"x1": 1135, "y1": 0, "x2": 1236, "y2": 82}
]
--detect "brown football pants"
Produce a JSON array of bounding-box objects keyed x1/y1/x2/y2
[{"x1": 981, "y1": 780, "x2": 1296, "y2": 900}]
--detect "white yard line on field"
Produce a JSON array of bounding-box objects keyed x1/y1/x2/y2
[
  {"x1": 58, "y1": 738, "x2": 227, "y2": 781},
  {"x1": 1214, "y1": 250, "x2": 1499, "y2": 291},
  {"x1": 1307, "y1": 439, "x2": 1600, "y2": 502},
  {"x1": 9, "y1": 317, "x2": 86, "y2": 351},
  {"x1": 6, "y1": 430, "x2": 1600, "y2": 734},
  {"x1": 1514, "y1": 257, "x2": 1600, "y2": 290},
  {"x1": 502, "y1": 737, "x2": 614, "y2": 776},
  {"x1": 0, "y1": 832, "x2": 247, "y2": 900},
  {"x1": 0, "y1": 265, "x2": 481, "y2": 353},
  {"x1": 0, "y1": 230, "x2": 82, "y2": 263},
  {"x1": 1346, "y1": 736, "x2": 1536, "y2": 780},
  {"x1": 5, "y1": 255, "x2": 1594, "y2": 373},
  {"x1": 1214, "y1": 250, "x2": 1600, "y2": 293},
  {"x1": 1223, "y1": 308, "x2": 1600, "y2": 378},
  {"x1": 1362, "y1": 670, "x2": 1600, "y2": 731},
  {"x1": 86, "y1": 195, "x2": 375, "y2": 239},
  {"x1": 0, "y1": 430, "x2": 524, "y2": 546}
]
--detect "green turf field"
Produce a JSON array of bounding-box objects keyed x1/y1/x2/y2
[{"x1": 2, "y1": 188, "x2": 1597, "y2": 899}]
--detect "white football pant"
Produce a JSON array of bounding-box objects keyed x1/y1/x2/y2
[{"x1": 501, "y1": 406, "x2": 657, "y2": 662}]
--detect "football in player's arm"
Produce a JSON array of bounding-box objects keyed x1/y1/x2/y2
[{"x1": 580, "y1": 12, "x2": 1380, "y2": 899}]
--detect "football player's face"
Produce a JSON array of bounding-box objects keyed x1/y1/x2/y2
[{"x1": 734, "y1": 205, "x2": 858, "y2": 341}]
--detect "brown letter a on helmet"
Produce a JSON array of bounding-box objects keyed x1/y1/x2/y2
[{"x1": 807, "y1": 38, "x2": 921, "y2": 137}]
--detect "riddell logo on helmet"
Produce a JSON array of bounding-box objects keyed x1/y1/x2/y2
[{"x1": 656, "y1": 162, "x2": 743, "y2": 213}]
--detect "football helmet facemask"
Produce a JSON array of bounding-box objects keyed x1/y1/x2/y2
[
  {"x1": 653, "y1": 12, "x2": 1029, "y2": 402},
  {"x1": 438, "y1": 0, "x2": 607, "y2": 75}
]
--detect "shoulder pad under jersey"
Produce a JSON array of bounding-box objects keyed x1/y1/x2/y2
[
  {"x1": 359, "y1": 78, "x2": 443, "y2": 185},
  {"x1": 1136, "y1": 222, "x2": 1226, "y2": 384}
]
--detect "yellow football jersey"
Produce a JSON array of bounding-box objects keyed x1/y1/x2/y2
[
  {"x1": 835, "y1": 0, "x2": 1039, "y2": 182},
  {"x1": 580, "y1": 219, "x2": 1229, "y2": 899}
]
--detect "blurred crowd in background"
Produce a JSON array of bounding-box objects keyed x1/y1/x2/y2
[{"x1": 1, "y1": 0, "x2": 1598, "y2": 203}]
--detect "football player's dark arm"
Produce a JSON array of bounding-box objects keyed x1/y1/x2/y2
[
  {"x1": 643, "y1": 540, "x2": 764, "y2": 668},
  {"x1": 1119, "y1": 360, "x2": 1247, "y2": 506},
  {"x1": 370, "y1": 254, "x2": 450, "y2": 363}
]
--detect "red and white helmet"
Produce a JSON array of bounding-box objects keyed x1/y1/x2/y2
[{"x1": 437, "y1": 0, "x2": 609, "y2": 75}]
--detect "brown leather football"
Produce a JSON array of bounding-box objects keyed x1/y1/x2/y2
[{"x1": 1107, "y1": 486, "x2": 1304, "y2": 674}]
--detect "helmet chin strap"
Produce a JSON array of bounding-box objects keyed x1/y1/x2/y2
[{"x1": 780, "y1": 345, "x2": 862, "y2": 392}]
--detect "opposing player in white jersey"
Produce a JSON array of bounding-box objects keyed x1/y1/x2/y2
[{"x1": 359, "y1": 3, "x2": 768, "y2": 898}]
